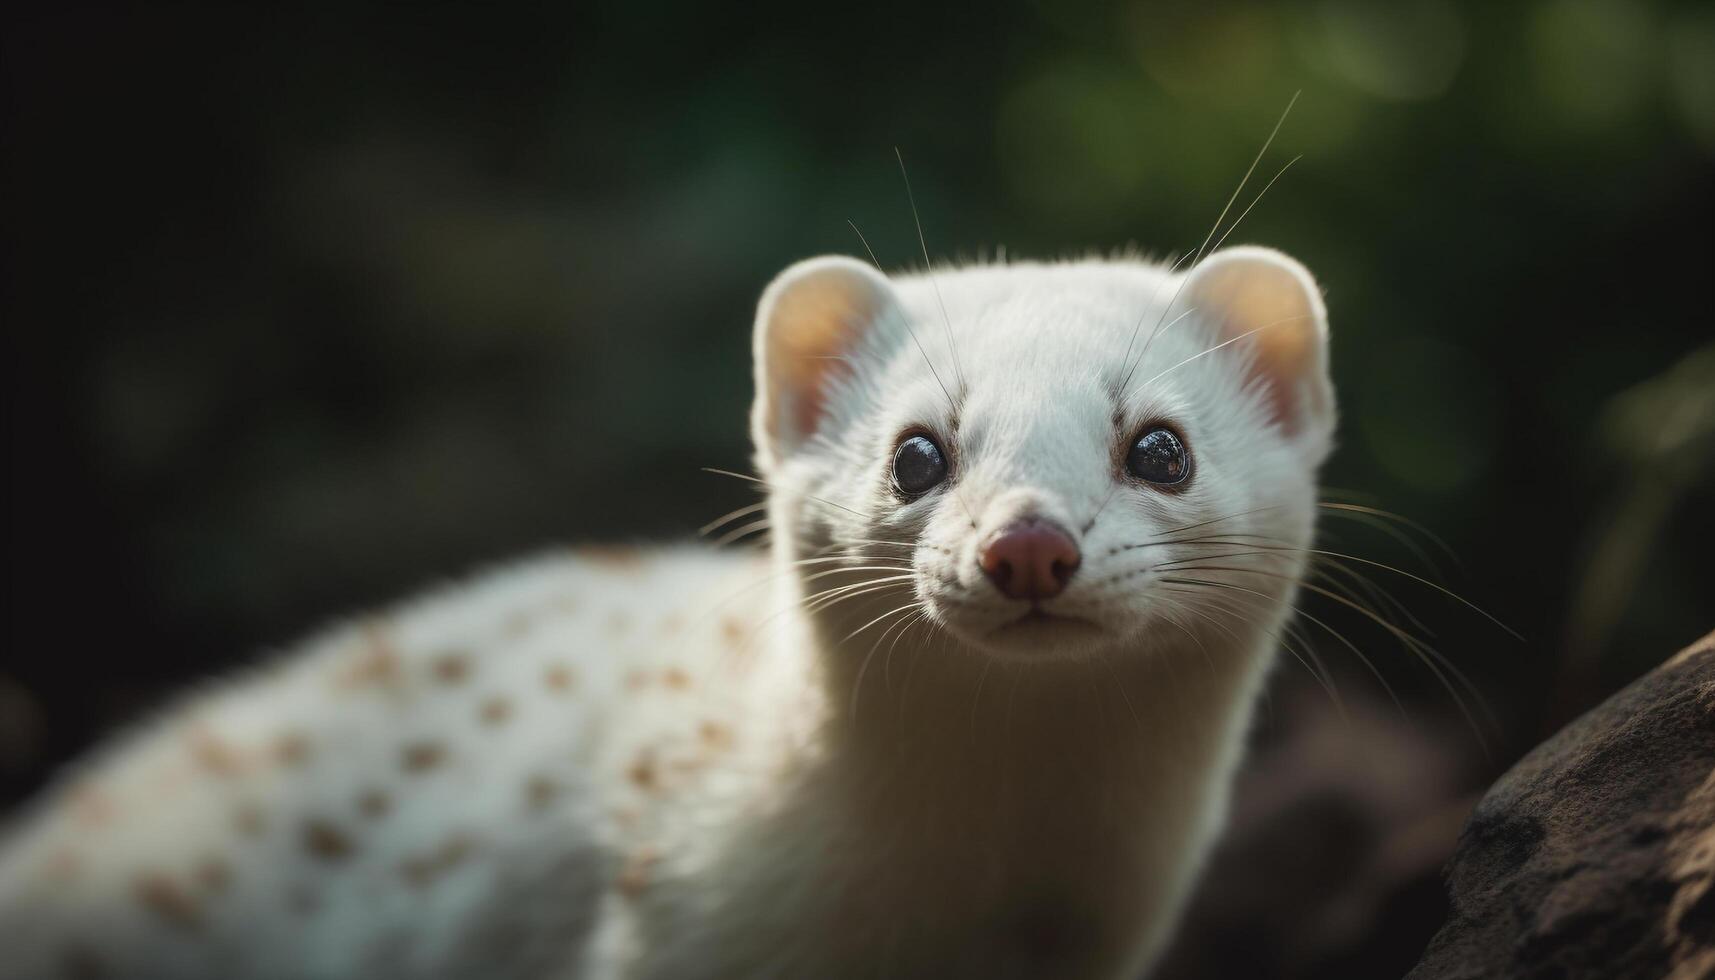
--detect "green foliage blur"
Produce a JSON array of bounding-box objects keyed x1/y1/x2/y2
[{"x1": 5, "y1": 0, "x2": 1711, "y2": 841}]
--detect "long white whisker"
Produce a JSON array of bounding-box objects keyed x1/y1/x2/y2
[
  {"x1": 894, "y1": 148, "x2": 964, "y2": 394},
  {"x1": 710, "y1": 518, "x2": 772, "y2": 548},
  {"x1": 848, "y1": 219, "x2": 961, "y2": 418},
  {"x1": 1133, "y1": 314, "x2": 1311, "y2": 394},
  {"x1": 1119, "y1": 90, "x2": 1301, "y2": 392},
  {"x1": 698, "y1": 501, "x2": 768, "y2": 537},
  {"x1": 700, "y1": 467, "x2": 870, "y2": 520},
  {"x1": 848, "y1": 602, "x2": 926, "y2": 723}
]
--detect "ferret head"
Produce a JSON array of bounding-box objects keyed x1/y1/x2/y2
[{"x1": 751, "y1": 250, "x2": 1334, "y2": 664}]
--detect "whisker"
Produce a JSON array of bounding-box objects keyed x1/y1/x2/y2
[
  {"x1": 888, "y1": 154, "x2": 981, "y2": 531},
  {"x1": 1182, "y1": 564, "x2": 1408, "y2": 718},
  {"x1": 700, "y1": 467, "x2": 871, "y2": 521},
  {"x1": 698, "y1": 501, "x2": 769, "y2": 537},
  {"x1": 1160, "y1": 606, "x2": 1220, "y2": 679},
  {"x1": 710, "y1": 518, "x2": 772, "y2": 549},
  {"x1": 1164, "y1": 585, "x2": 1345, "y2": 718},
  {"x1": 800, "y1": 576, "x2": 918, "y2": 614},
  {"x1": 798, "y1": 565, "x2": 917, "y2": 589},
  {"x1": 1205, "y1": 154, "x2": 1303, "y2": 256},
  {"x1": 783, "y1": 554, "x2": 914, "y2": 569},
  {"x1": 1167, "y1": 571, "x2": 1493, "y2": 750},
  {"x1": 879, "y1": 606, "x2": 929, "y2": 692},
  {"x1": 1318, "y1": 501, "x2": 1466, "y2": 575},
  {"x1": 1115, "y1": 250, "x2": 1200, "y2": 400},
  {"x1": 831, "y1": 537, "x2": 919, "y2": 552},
  {"x1": 1316, "y1": 507, "x2": 1444, "y2": 583},
  {"x1": 1133, "y1": 313, "x2": 1313, "y2": 394},
  {"x1": 894, "y1": 148, "x2": 965, "y2": 394},
  {"x1": 1157, "y1": 506, "x2": 1287, "y2": 538},
  {"x1": 848, "y1": 219, "x2": 961, "y2": 420},
  {"x1": 1313, "y1": 559, "x2": 1437, "y2": 640},
  {"x1": 969, "y1": 657, "x2": 994, "y2": 736},
  {"x1": 1231, "y1": 545, "x2": 1521, "y2": 641},
  {"x1": 1101, "y1": 656, "x2": 1148, "y2": 737},
  {"x1": 847, "y1": 601, "x2": 927, "y2": 722},
  {"x1": 1120, "y1": 90, "x2": 1301, "y2": 392}
]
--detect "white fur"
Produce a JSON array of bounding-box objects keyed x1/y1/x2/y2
[{"x1": 0, "y1": 249, "x2": 1333, "y2": 979}]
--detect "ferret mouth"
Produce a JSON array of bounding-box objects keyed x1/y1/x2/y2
[{"x1": 992, "y1": 607, "x2": 1099, "y2": 635}]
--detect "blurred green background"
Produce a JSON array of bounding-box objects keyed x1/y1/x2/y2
[{"x1": 3, "y1": 1, "x2": 1712, "y2": 976}]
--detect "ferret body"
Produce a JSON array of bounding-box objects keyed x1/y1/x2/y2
[{"x1": 0, "y1": 249, "x2": 1335, "y2": 979}]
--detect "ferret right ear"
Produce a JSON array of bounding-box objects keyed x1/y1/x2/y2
[
  {"x1": 751, "y1": 256, "x2": 897, "y2": 469},
  {"x1": 1179, "y1": 246, "x2": 1333, "y2": 440}
]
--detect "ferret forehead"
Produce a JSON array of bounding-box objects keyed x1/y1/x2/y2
[
  {"x1": 892, "y1": 260, "x2": 1170, "y2": 327},
  {"x1": 886, "y1": 259, "x2": 1177, "y2": 384}
]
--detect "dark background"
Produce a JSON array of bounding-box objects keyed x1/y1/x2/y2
[{"x1": 4, "y1": 2, "x2": 1712, "y2": 977}]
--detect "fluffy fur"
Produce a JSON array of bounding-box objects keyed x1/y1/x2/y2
[{"x1": 0, "y1": 247, "x2": 1334, "y2": 979}]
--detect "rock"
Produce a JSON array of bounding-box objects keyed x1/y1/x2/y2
[{"x1": 1407, "y1": 630, "x2": 1715, "y2": 980}]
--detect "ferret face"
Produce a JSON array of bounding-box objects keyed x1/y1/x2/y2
[{"x1": 752, "y1": 250, "x2": 1335, "y2": 663}]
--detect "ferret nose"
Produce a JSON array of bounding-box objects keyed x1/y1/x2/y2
[{"x1": 979, "y1": 518, "x2": 1081, "y2": 601}]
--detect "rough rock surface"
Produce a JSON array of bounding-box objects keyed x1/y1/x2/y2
[{"x1": 1407, "y1": 630, "x2": 1715, "y2": 980}]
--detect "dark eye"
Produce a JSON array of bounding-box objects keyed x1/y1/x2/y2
[
  {"x1": 892, "y1": 434, "x2": 948, "y2": 495},
  {"x1": 1126, "y1": 427, "x2": 1190, "y2": 486}
]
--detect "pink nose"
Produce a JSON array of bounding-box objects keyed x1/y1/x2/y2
[{"x1": 979, "y1": 519, "x2": 1081, "y2": 601}]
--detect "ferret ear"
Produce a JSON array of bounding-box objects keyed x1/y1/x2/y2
[
  {"x1": 1180, "y1": 246, "x2": 1333, "y2": 438},
  {"x1": 751, "y1": 256, "x2": 898, "y2": 469}
]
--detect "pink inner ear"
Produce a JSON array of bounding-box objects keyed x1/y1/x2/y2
[
  {"x1": 1253, "y1": 313, "x2": 1321, "y2": 435},
  {"x1": 769, "y1": 290, "x2": 864, "y2": 443},
  {"x1": 1184, "y1": 250, "x2": 1326, "y2": 440},
  {"x1": 791, "y1": 357, "x2": 852, "y2": 440},
  {"x1": 1209, "y1": 302, "x2": 1319, "y2": 436}
]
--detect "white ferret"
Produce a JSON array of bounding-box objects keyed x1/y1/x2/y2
[{"x1": 0, "y1": 244, "x2": 1334, "y2": 979}]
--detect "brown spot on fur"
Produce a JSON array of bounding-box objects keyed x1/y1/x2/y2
[
  {"x1": 525, "y1": 775, "x2": 558, "y2": 810},
  {"x1": 234, "y1": 803, "x2": 266, "y2": 836},
  {"x1": 615, "y1": 848, "x2": 658, "y2": 899},
  {"x1": 335, "y1": 622, "x2": 399, "y2": 689},
  {"x1": 480, "y1": 697, "x2": 513, "y2": 725},
  {"x1": 401, "y1": 742, "x2": 447, "y2": 773},
  {"x1": 302, "y1": 819, "x2": 355, "y2": 861},
  {"x1": 195, "y1": 857, "x2": 231, "y2": 894},
  {"x1": 720, "y1": 617, "x2": 746, "y2": 647},
  {"x1": 274, "y1": 733, "x2": 312, "y2": 767},
  {"x1": 699, "y1": 720, "x2": 733, "y2": 749},
  {"x1": 432, "y1": 654, "x2": 470, "y2": 684},
  {"x1": 544, "y1": 663, "x2": 577, "y2": 693},
  {"x1": 134, "y1": 873, "x2": 201, "y2": 930},
  {"x1": 627, "y1": 751, "x2": 660, "y2": 792},
  {"x1": 401, "y1": 835, "x2": 474, "y2": 888},
  {"x1": 60, "y1": 944, "x2": 108, "y2": 980},
  {"x1": 187, "y1": 727, "x2": 244, "y2": 777},
  {"x1": 358, "y1": 789, "x2": 391, "y2": 819},
  {"x1": 68, "y1": 785, "x2": 115, "y2": 828},
  {"x1": 662, "y1": 668, "x2": 692, "y2": 691}
]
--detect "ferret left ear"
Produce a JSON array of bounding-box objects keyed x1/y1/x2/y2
[
  {"x1": 1180, "y1": 246, "x2": 1333, "y2": 438},
  {"x1": 751, "y1": 256, "x2": 898, "y2": 470}
]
